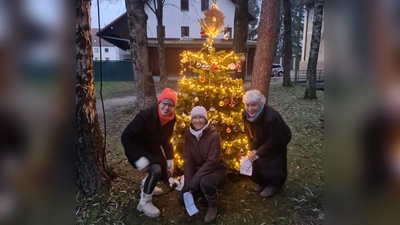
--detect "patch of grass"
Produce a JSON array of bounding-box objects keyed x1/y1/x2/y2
[
  {"x1": 77, "y1": 82, "x2": 324, "y2": 225},
  {"x1": 95, "y1": 81, "x2": 136, "y2": 99}
]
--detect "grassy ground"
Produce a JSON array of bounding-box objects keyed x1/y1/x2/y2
[
  {"x1": 78, "y1": 83, "x2": 324, "y2": 225},
  {"x1": 94, "y1": 81, "x2": 178, "y2": 99},
  {"x1": 94, "y1": 81, "x2": 136, "y2": 99}
]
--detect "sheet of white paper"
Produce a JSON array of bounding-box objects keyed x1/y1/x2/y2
[
  {"x1": 240, "y1": 156, "x2": 253, "y2": 176},
  {"x1": 183, "y1": 192, "x2": 198, "y2": 216}
]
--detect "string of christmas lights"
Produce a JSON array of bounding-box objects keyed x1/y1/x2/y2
[{"x1": 173, "y1": 0, "x2": 249, "y2": 172}]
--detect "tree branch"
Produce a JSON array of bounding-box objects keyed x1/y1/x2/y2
[{"x1": 146, "y1": 1, "x2": 156, "y2": 14}]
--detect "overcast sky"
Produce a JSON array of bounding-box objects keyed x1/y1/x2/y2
[{"x1": 91, "y1": 0, "x2": 126, "y2": 28}]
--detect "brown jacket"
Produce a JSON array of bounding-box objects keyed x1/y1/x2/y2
[{"x1": 182, "y1": 126, "x2": 226, "y2": 192}]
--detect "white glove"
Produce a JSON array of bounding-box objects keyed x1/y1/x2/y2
[
  {"x1": 135, "y1": 156, "x2": 150, "y2": 170},
  {"x1": 167, "y1": 159, "x2": 174, "y2": 175}
]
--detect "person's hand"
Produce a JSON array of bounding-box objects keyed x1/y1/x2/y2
[
  {"x1": 248, "y1": 150, "x2": 259, "y2": 163},
  {"x1": 167, "y1": 159, "x2": 174, "y2": 175}
]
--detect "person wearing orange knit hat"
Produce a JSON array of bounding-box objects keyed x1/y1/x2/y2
[{"x1": 121, "y1": 88, "x2": 178, "y2": 218}]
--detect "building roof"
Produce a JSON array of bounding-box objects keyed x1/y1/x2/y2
[
  {"x1": 148, "y1": 38, "x2": 257, "y2": 48},
  {"x1": 91, "y1": 28, "x2": 115, "y2": 47},
  {"x1": 97, "y1": 1, "x2": 257, "y2": 50}
]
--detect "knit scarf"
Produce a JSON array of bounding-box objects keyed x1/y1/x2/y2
[
  {"x1": 158, "y1": 108, "x2": 175, "y2": 126},
  {"x1": 190, "y1": 121, "x2": 210, "y2": 141},
  {"x1": 246, "y1": 104, "x2": 265, "y2": 122}
]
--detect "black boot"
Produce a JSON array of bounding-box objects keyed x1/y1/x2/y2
[{"x1": 204, "y1": 192, "x2": 218, "y2": 223}]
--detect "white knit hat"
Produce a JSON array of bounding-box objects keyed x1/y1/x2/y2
[{"x1": 190, "y1": 106, "x2": 208, "y2": 120}]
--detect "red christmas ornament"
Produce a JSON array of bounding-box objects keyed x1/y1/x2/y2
[
  {"x1": 199, "y1": 77, "x2": 205, "y2": 83},
  {"x1": 200, "y1": 29, "x2": 205, "y2": 37},
  {"x1": 237, "y1": 67, "x2": 242, "y2": 72},
  {"x1": 223, "y1": 99, "x2": 229, "y2": 105}
]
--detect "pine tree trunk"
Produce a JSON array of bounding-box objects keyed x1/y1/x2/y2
[
  {"x1": 232, "y1": 0, "x2": 248, "y2": 80},
  {"x1": 282, "y1": 0, "x2": 293, "y2": 87},
  {"x1": 304, "y1": 0, "x2": 323, "y2": 99},
  {"x1": 76, "y1": 0, "x2": 112, "y2": 195},
  {"x1": 294, "y1": 0, "x2": 303, "y2": 85},
  {"x1": 250, "y1": 0, "x2": 280, "y2": 101},
  {"x1": 273, "y1": 0, "x2": 283, "y2": 57},
  {"x1": 125, "y1": 0, "x2": 157, "y2": 109},
  {"x1": 156, "y1": 0, "x2": 168, "y2": 88}
]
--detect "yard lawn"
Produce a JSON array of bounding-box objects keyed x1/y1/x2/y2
[
  {"x1": 77, "y1": 83, "x2": 324, "y2": 225},
  {"x1": 94, "y1": 80, "x2": 178, "y2": 99},
  {"x1": 94, "y1": 81, "x2": 136, "y2": 99}
]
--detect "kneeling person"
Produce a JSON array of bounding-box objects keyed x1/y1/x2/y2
[
  {"x1": 178, "y1": 106, "x2": 226, "y2": 224},
  {"x1": 242, "y1": 90, "x2": 292, "y2": 198}
]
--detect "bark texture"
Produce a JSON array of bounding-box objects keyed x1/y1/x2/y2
[
  {"x1": 76, "y1": 0, "x2": 112, "y2": 195},
  {"x1": 232, "y1": 0, "x2": 248, "y2": 80},
  {"x1": 304, "y1": 0, "x2": 323, "y2": 99},
  {"x1": 282, "y1": 0, "x2": 293, "y2": 87},
  {"x1": 250, "y1": 0, "x2": 280, "y2": 101},
  {"x1": 125, "y1": 0, "x2": 157, "y2": 109}
]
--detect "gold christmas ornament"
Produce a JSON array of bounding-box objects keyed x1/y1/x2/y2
[
  {"x1": 180, "y1": 122, "x2": 186, "y2": 128},
  {"x1": 224, "y1": 32, "x2": 229, "y2": 40},
  {"x1": 202, "y1": 5, "x2": 225, "y2": 32},
  {"x1": 196, "y1": 62, "x2": 201, "y2": 68},
  {"x1": 219, "y1": 101, "x2": 224, "y2": 106},
  {"x1": 194, "y1": 97, "x2": 199, "y2": 102},
  {"x1": 209, "y1": 106, "x2": 216, "y2": 111}
]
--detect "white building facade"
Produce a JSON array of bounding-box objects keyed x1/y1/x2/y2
[{"x1": 145, "y1": 0, "x2": 235, "y2": 39}]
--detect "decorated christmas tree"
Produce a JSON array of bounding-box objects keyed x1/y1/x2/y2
[{"x1": 172, "y1": 1, "x2": 249, "y2": 172}]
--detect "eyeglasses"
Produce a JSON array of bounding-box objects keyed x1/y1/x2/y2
[{"x1": 160, "y1": 101, "x2": 175, "y2": 108}]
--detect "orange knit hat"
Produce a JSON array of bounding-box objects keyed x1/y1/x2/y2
[{"x1": 158, "y1": 88, "x2": 178, "y2": 106}]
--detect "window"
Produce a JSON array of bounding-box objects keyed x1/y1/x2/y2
[
  {"x1": 226, "y1": 27, "x2": 232, "y2": 39},
  {"x1": 181, "y1": 0, "x2": 188, "y2": 11},
  {"x1": 104, "y1": 48, "x2": 109, "y2": 53},
  {"x1": 201, "y1": 0, "x2": 209, "y2": 11},
  {"x1": 105, "y1": 57, "x2": 109, "y2": 61},
  {"x1": 94, "y1": 47, "x2": 99, "y2": 53},
  {"x1": 95, "y1": 57, "x2": 99, "y2": 60},
  {"x1": 181, "y1": 26, "x2": 189, "y2": 37}
]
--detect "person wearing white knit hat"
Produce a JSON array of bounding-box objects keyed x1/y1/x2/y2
[
  {"x1": 190, "y1": 106, "x2": 208, "y2": 131},
  {"x1": 178, "y1": 106, "x2": 226, "y2": 223}
]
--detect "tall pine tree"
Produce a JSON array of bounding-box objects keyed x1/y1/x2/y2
[{"x1": 172, "y1": 2, "x2": 248, "y2": 172}]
